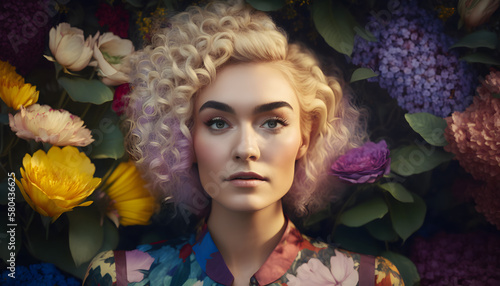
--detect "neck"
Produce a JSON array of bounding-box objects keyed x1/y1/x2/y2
[{"x1": 207, "y1": 201, "x2": 286, "y2": 284}]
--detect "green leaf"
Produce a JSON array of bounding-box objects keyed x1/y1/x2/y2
[
  {"x1": 303, "y1": 205, "x2": 331, "y2": 227},
  {"x1": 0, "y1": 113, "x2": 9, "y2": 125},
  {"x1": 365, "y1": 216, "x2": 399, "y2": 242},
  {"x1": 390, "y1": 145, "x2": 454, "y2": 176},
  {"x1": 381, "y1": 251, "x2": 420, "y2": 286},
  {"x1": 405, "y1": 113, "x2": 448, "y2": 146},
  {"x1": 58, "y1": 77, "x2": 113, "y2": 104},
  {"x1": 333, "y1": 225, "x2": 383, "y2": 256},
  {"x1": 312, "y1": 0, "x2": 360, "y2": 56},
  {"x1": 245, "y1": 0, "x2": 286, "y2": 11},
  {"x1": 350, "y1": 67, "x2": 379, "y2": 83},
  {"x1": 25, "y1": 216, "x2": 89, "y2": 279},
  {"x1": 54, "y1": 62, "x2": 63, "y2": 78},
  {"x1": 493, "y1": 93, "x2": 500, "y2": 98},
  {"x1": 68, "y1": 207, "x2": 104, "y2": 267},
  {"x1": 460, "y1": 53, "x2": 500, "y2": 65},
  {"x1": 450, "y1": 30, "x2": 498, "y2": 50},
  {"x1": 340, "y1": 197, "x2": 388, "y2": 227},
  {"x1": 353, "y1": 25, "x2": 377, "y2": 42},
  {"x1": 87, "y1": 109, "x2": 125, "y2": 159},
  {"x1": 162, "y1": 0, "x2": 175, "y2": 10},
  {"x1": 379, "y1": 182, "x2": 414, "y2": 203},
  {"x1": 124, "y1": 0, "x2": 144, "y2": 8},
  {"x1": 388, "y1": 192, "x2": 426, "y2": 242},
  {"x1": 98, "y1": 219, "x2": 119, "y2": 253}
]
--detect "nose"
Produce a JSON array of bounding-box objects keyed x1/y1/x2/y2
[{"x1": 233, "y1": 125, "x2": 260, "y2": 161}]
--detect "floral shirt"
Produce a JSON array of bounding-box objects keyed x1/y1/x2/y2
[{"x1": 83, "y1": 219, "x2": 404, "y2": 285}]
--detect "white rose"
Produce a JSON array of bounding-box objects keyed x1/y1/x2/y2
[
  {"x1": 46, "y1": 23, "x2": 97, "y2": 72},
  {"x1": 91, "y1": 32, "x2": 134, "y2": 86},
  {"x1": 458, "y1": 0, "x2": 500, "y2": 28}
]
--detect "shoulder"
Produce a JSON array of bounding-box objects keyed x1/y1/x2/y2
[
  {"x1": 337, "y1": 249, "x2": 405, "y2": 286},
  {"x1": 83, "y1": 238, "x2": 193, "y2": 286},
  {"x1": 287, "y1": 235, "x2": 404, "y2": 286}
]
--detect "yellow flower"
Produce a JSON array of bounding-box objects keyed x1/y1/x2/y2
[
  {"x1": 101, "y1": 161, "x2": 157, "y2": 226},
  {"x1": 9, "y1": 104, "x2": 93, "y2": 146},
  {"x1": 0, "y1": 60, "x2": 23, "y2": 84},
  {"x1": 0, "y1": 80, "x2": 39, "y2": 110},
  {"x1": 0, "y1": 61, "x2": 39, "y2": 110},
  {"x1": 18, "y1": 146, "x2": 101, "y2": 222}
]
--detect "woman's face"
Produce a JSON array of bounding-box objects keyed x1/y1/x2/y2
[{"x1": 192, "y1": 62, "x2": 308, "y2": 212}]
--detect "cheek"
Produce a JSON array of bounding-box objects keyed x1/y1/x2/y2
[
  {"x1": 193, "y1": 130, "x2": 228, "y2": 177},
  {"x1": 267, "y1": 130, "x2": 303, "y2": 169}
]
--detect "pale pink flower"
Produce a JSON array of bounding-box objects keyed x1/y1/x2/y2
[
  {"x1": 90, "y1": 32, "x2": 134, "y2": 86},
  {"x1": 287, "y1": 250, "x2": 359, "y2": 286},
  {"x1": 9, "y1": 104, "x2": 94, "y2": 146},
  {"x1": 45, "y1": 23, "x2": 98, "y2": 72},
  {"x1": 125, "y1": 250, "x2": 155, "y2": 283}
]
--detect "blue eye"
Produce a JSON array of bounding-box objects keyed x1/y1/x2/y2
[
  {"x1": 206, "y1": 118, "x2": 229, "y2": 130},
  {"x1": 262, "y1": 117, "x2": 288, "y2": 129}
]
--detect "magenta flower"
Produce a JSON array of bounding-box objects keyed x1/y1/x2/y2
[{"x1": 330, "y1": 140, "x2": 391, "y2": 184}]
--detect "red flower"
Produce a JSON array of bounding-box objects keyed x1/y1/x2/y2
[
  {"x1": 112, "y1": 83, "x2": 131, "y2": 116},
  {"x1": 179, "y1": 243, "x2": 192, "y2": 262},
  {"x1": 95, "y1": 3, "x2": 130, "y2": 38}
]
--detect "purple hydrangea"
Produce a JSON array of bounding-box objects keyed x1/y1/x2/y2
[
  {"x1": 352, "y1": 1, "x2": 475, "y2": 117},
  {"x1": 330, "y1": 140, "x2": 390, "y2": 184},
  {"x1": 0, "y1": 0, "x2": 53, "y2": 75},
  {"x1": 410, "y1": 232, "x2": 500, "y2": 285}
]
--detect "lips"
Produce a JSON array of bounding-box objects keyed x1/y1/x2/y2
[{"x1": 227, "y1": 172, "x2": 267, "y2": 181}]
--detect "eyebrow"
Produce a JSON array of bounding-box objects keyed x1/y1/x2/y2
[{"x1": 199, "y1": 100, "x2": 293, "y2": 114}]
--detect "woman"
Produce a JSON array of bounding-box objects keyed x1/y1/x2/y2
[{"x1": 84, "y1": 1, "x2": 404, "y2": 285}]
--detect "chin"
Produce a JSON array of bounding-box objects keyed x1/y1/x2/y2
[{"x1": 216, "y1": 196, "x2": 282, "y2": 213}]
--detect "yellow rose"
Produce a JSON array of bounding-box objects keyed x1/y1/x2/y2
[
  {"x1": 45, "y1": 23, "x2": 98, "y2": 72},
  {"x1": 458, "y1": 0, "x2": 500, "y2": 28},
  {"x1": 90, "y1": 32, "x2": 134, "y2": 86},
  {"x1": 18, "y1": 146, "x2": 101, "y2": 222}
]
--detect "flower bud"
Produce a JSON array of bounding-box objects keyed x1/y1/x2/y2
[
  {"x1": 458, "y1": 0, "x2": 500, "y2": 28},
  {"x1": 46, "y1": 23, "x2": 98, "y2": 72}
]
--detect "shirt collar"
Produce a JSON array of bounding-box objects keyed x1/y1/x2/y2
[{"x1": 191, "y1": 217, "x2": 304, "y2": 285}]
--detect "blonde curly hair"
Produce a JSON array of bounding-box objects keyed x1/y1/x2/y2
[{"x1": 124, "y1": 0, "x2": 366, "y2": 217}]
